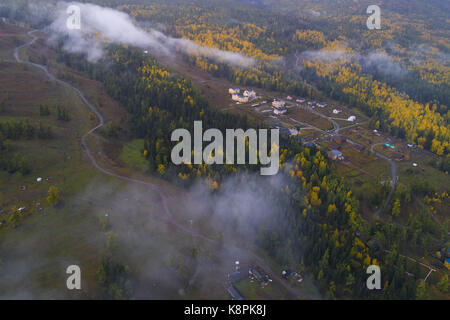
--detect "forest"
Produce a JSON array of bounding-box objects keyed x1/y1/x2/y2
[
  {"x1": 55, "y1": 41, "x2": 448, "y2": 298},
  {"x1": 0, "y1": 0, "x2": 448, "y2": 300}
]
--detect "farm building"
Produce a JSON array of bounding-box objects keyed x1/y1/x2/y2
[
  {"x1": 243, "y1": 90, "x2": 256, "y2": 99},
  {"x1": 232, "y1": 94, "x2": 249, "y2": 103},
  {"x1": 328, "y1": 150, "x2": 344, "y2": 160},
  {"x1": 273, "y1": 107, "x2": 287, "y2": 115},
  {"x1": 272, "y1": 98, "x2": 286, "y2": 109}
]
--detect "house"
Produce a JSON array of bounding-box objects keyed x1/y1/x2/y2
[
  {"x1": 296, "y1": 98, "x2": 306, "y2": 103},
  {"x1": 232, "y1": 94, "x2": 249, "y2": 103},
  {"x1": 226, "y1": 285, "x2": 244, "y2": 300},
  {"x1": 307, "y1": 100, "x2": 316, "y2": 106},
  {"x1": 333, "y1": 135, "x2": 347, "y2": 144},
  {"x1": 286, "y1": 96, "x2": 293, "y2": 100},
  {"x1": 347, "y1": 115, "x2": 356, "y2": 122},
  {"x1": 243, "y1": 90, "x2": 256, "y2": 99},
  {"x1": 229, "y1": 88, "x2": 240, "y2": 94},
  {"x1": 328, "y1": 150, "x2": 344, "y2": 160},
  {"x1": 391, "y1": 152, "x2": 404, "y2": 161},
  {"x1": 272, "y1": 99, "x2": 286, "y2": 109},
  {"x1": 317, "y1": 102, "x2": 328, "y2": 108},
  {"x1": 273, "y1": 107, "x2": 287, "y2": 115}
]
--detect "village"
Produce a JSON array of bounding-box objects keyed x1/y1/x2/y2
[
  {"x1": 224, "y1": 260, "x2": 306, "y2": 300},
  {"x1": 227, "y1": 86, "x2": 411, "y2": 165},
  {"x1": 224, "y1": 86, "x2": 448, "y2": 224}
]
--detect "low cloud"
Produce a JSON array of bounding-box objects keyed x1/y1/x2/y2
[
  {"x1": 46, "y1": 1, "x2": 255, "y2": 67},
  {"x1": 300, "y1": 48, "x2": 408, "y2": 78}
]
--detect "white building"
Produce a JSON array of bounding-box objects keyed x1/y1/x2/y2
[
  {"x1": 273, "y1": 107, "x2": 287, "y2": 115},
  {"x1": 243, "y1": 90, "x2": 256, "y2": 99},
  {"x1": 272, "y1": 99, "x2": 286, "y2": 109},
  {"x1": 229, "y1": 88, "x2": 240, "y2": 94},
  {"x1": 347, "y1": 116, "x2": 356, "y2": 122},
  {"x1": 232, "y1": 94, "x2": 249, "y2": 103}
]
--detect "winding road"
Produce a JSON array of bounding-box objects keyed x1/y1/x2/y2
[
  {"x1": 15, "y1": 30, "x2": 213, "y2": 242},
  {"x1": 370, "y1": 143, "x2": 397, "y2": 217},
  {"x1": 14, "y1": 30, "x2": 320, "y2": 300}
]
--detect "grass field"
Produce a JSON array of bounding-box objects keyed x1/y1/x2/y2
[
  {"x1": 0, "y1": 23, "x2": 218, "y2": 299},
  {"x1": 0, "y1": 23, "x2": 318, "y2": 300},
  {"x1": 119, "y1": 139, "x2": 149, "y2": 172}
]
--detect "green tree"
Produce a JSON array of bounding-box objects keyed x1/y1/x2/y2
[
  {"x1": 437, "y1": 274, "x2": 449, "y2": 294},
  {"x1": 392, "y1": 198, "x2": 401, "y2": 217},
  {"x1": 8, "y1": 206, "x2": 22, "y2": 228},
  {"x1": 47, "y1": 186, "x2": 60, "y2": 207},
  {"x1": 415, "y1": 281, "x2": 427, "y2": 300}
]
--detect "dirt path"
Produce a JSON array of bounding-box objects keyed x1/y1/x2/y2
[
  {"x1": 298, "y1": 99, "x2": 398, "y2": 219},
  {"x1": 14, "y1": 30, "x2": 321, "y2": 300},
  {"x1": 370, "y1": 143, "x2": 397, "y2": 218}
]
